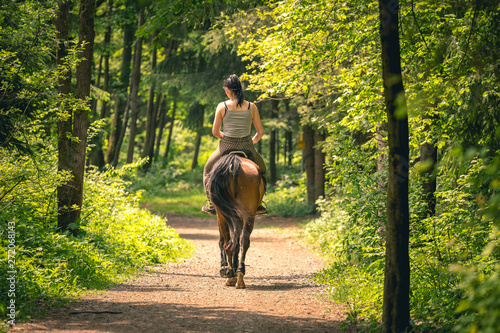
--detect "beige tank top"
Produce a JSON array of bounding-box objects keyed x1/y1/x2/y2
[{"x1": 222, "y1": 101, "x2": 252, "y2": 137}]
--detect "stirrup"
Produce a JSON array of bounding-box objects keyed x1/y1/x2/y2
[
  {"x1": 201, "y1": 201, "x2": 216, "y2": 216},
  {"x1": 256, "y1": 202, "x2": 268, "y2": 215}
]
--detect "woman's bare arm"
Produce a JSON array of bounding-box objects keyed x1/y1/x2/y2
[{"x1": 251, "y1": 103, "x2": 264, "y2": 144}]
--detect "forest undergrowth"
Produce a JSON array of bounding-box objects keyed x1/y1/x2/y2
[
  {"x1": 303, "y1": 147, "x2": 500, "y2": 332},
  {"x1": 0, "y1": 149, "x2": 193, "y2": 325}
]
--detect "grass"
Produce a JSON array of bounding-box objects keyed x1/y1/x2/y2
[
  {"x1": 130, "y1": 165, "x2": 209, "y2": 218},
  {"x1": 132, "y1": 166, "x2": 315, "y2": 218},
  {"x1": 140, "y1": 188, "x2": 207, "y2": 218}
]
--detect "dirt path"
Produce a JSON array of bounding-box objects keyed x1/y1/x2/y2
[{"x1": 13, "y1": 214, "x2": 350, "y2": 332}]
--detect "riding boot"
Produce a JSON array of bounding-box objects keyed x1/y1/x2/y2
[
  {"x1": 201, "y1": 177, "x2": 216, "y2": 216},
  {"x1": 257, "y1": 173, "x2": 268, "y2": 215}
]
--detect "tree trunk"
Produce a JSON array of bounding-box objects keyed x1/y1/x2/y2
[
  {"x1": 276, "y1": 128, "x2": 280, "y2": 166},
  {"x1": 113, "y1": 94, "x2": 130, "y2": 167},
  {"x1": 88, "y1": 0, "x2": 112, "y2": 169},
  {"x1": 314, "y1": 130, "x2": 325, "y2": 201},
  {"x1": 154, "y1": 97, "x2": 168, "y2": 162},
  {"x1": 56, "y1": 0, "x2": 73, "y2": 232},
  {"x1": 105, "y1": 13, "x2": 135, "y2": 165},
  {"x1": 149, "y1": 92, "x2": 162, "y2": 156},
  {"x1": 269, "y1": 100, "x2": 279, "y2": 185},
  {"x1": 284, "y1": 98, "x2": 292, "y2": 166},
  {"x1": 99, "y1": 0, "x2": 112, "y2": 121},
  {"x1": 303, "y1": 124, "x2": 315, "y2": 204},
  {"x1": 286, "y1": 130, "x2": 292, "y2": 166},
  {"x1": 57, "y1": 0, "x2": 95, "y2": 235},
  {"x1": 91, "y1": 54, "x2": 103, "y2": 116},
  {"x1": 191, "y1": 130, "x2": 202, "y2": 170},
  {"x1": 164, "y1": 89, "x2": 178, "y2": 163},
  {"x1": 377, "y1": 122, "x2": 388, "y2": 190},
  {"x1": 420, "y1": 136, "x2": 437, "y2": 216},
  {"x1": 126, "y1": 8, "x2": 144, "y2": 164},
  {"x1": 141, "y1": 32, "x2": 158, "y2": 171},
  {"x1": 378, "y1": 0, "x2": 411, "y2": 331}
]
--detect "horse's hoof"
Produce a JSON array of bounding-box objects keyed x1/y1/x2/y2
[
  {"x1": 226, "y1": 277, "x2": 237, "y2": 286},
  {"x1": 236, "y1": 272, "x2": 246, "y2": 289},
  {"x1": 220, "y1": 267, "x2": 233, "y2": 278}
]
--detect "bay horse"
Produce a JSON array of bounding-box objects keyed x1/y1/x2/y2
[{"x1": 206, "y1": 151, "x2": 265, "y2": 289}]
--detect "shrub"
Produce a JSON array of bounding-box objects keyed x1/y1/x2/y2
[
  {"x1": 0, "y1": 149, "x2": 193, "y2": 320},
  {"x1": 266, "y1": 173, "x2": 315, "y2": 217}
]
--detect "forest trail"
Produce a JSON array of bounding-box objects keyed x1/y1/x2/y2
[{"x1": 13, "y1": 214, "x2": 350, "y2": 332}]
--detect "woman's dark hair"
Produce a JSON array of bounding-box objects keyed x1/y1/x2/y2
[{"x1": 223, "y1": 74, "x2": 245, "y2": 107}]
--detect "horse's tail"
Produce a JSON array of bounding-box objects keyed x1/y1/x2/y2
[{"x1": 207, "y1": 154, "x2": 246, "y2": 252}]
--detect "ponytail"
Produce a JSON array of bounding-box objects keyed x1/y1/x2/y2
[{"x1": 223, "y1": 74, "x2": 245, "y2": 107}]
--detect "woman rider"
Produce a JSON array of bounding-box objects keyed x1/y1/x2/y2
[{"x1": 202, "y1": 74, "x2": 267, "y2": 215}]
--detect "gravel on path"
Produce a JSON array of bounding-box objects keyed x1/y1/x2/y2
[{"x1": 12, "y1": 214, "x2": 350, "y2": 332}]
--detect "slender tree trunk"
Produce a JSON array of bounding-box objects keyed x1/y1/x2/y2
[
  {"x1": 57, "y1": 0, "x2": 95, "y2": 235},
  {"x1": 379, "y1": 0, "x2": 411, "y2": 331},
  {"x1": 99, "y1": 0, "x2": 112, "y2": 121},
  {"x1": 283, "y1": 98, "x2": 292, "y2": 166},
  {"x1": 377, "y1": 122, "x2": 388, "y2": 190},
  {"x1": 164, "y1": 89, "x2": 178, "y2": 163},
  {"x1": 276, "y1": 129, "x2": 280, "y2": 165},
  {"x1": 149, "y1": 92, "x2": 162, "y2": 155},
  {"x1": 286, "y1": 130, "x2": 292, "y2": 166},
  {"x1": 56, "y1": 0, "x2": 73, "y2": 232},
  {"x1": 154, "y1": 97, "x2": 168, "y2": 162},
  {"x1": 88, "y1": 0, "x2": 112, "y2": 168},
  {"x1": 87, "y1": 50, "x2": 105, "y2": 167},
  {"x1": 126, "y1": 8, "x2": 144, "y2": 164},
  {"x1": 141, "y1": 32, "x2": 158, "y2": 171},
  {"x1": 314, "y1": 130, "x2": 325, "y2": 201},
  {"x1": 91, "y1": 54, "x2": 103, "y2": 116},
  {"x1": 303, "y1": 124, "x2": 315, "y2": 204},
  {"x1": 191, "y1": 130, "x2": 202, "y2": 170},
  {"x1": 113, "y1": 94, "x2": 130, "y2": 167},
  {"x1": 269, "y1": 100, "x2": 279, "y2": 185},
  {"x1": 105, "y1": 14, "x2": 135, "y2": 165},
  {"x1": 420, "y1": 134, "x2": 437, "y2": 216}
]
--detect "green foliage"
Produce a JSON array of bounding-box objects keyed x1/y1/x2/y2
[
  {"x1": 303, "y1": 200, "x2": 384, "y2": 324},
  {"x1": 0, "y1": 149, "x2": 193, "y2": 320},
  {"x1": 0, "y1": 0, "x2": 57, "y2": 152},
  {"x1": 265, "y1": 173, "x2": 315, "y2": 217},
  {"x1": 130, "y1": 162, "x2": 207, "y2": 217}
]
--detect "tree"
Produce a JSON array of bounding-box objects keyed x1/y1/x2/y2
[
  {"x1": 163, "y1": 87, "x2": 178, "y2": 163},
  {"x1": 378, "y1": 0, "x2": 410, "y2": 331},
  {"x1": 105, "y1": 0, "x2": 137, "y2": 166},
  {"x1": 269, "y1": 100, "x2": 279, "y2": 185},
  {"x1": 185, "y1": 100, "x2": 206, "y2": 170},
  {"x1": 141, "y1": 31, "x2": 159, "y2": 171},
  {"x1": 89, "y1": 0, "x2": 113, "y2": 168},
  {"x1": 314, "y1": 129, "x2": 325, "y2": 201},
  {"x1": 57, "y1": 0, "x2": 96, "y2": 235},
  {"x1": 154, "y1": 96, "x2": 169, "y2": 162},
  {"x1": 126, "y1": 7, "x2": 144, "y2": 164},
  {"x1": 303, "y1": 123, "x2": 315, "y2": 204}
]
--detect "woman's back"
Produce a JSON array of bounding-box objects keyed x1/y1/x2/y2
[
  {"x1": 222, "y1": 100, "x2": 252, "y2": 138},
  {"x1": 223, "y1": 99, "x2": 251, "y2": 111}
]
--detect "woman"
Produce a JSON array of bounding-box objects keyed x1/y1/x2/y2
[{"x1": 202, "y1": 74, "x2": 267, "y2": 215}]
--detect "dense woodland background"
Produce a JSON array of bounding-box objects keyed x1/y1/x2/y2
[{"x1": 1, "y1": 0, "x2": 499, "y2": 332}]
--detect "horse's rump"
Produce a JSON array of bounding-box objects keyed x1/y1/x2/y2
[{"x1": 207, "y1": 154, "x2": 262, "y2": 251}]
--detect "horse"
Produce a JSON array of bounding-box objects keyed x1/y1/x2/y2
[{"x1": 206, "y1": 151, "x2": 265, "y2": 289}]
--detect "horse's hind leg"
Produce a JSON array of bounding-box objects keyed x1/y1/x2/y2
[
  {"x1": 236, "y1": 216, "x2": 254, "y2": 289},
  {"x1": 219, "y1": 234, "x2": 232, "y2": 278},
  {"x1": 225, "y1": 245, "x2": 239, "y2": 286}
]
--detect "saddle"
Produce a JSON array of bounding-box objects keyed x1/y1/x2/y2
[{"x1": 221, "y1": 148, "x2": 255, "y2": 163}]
